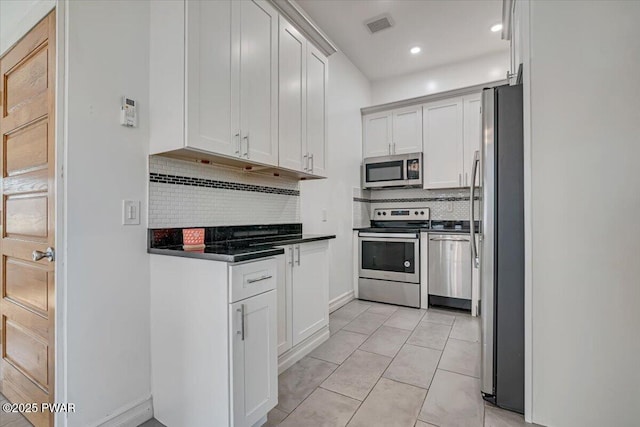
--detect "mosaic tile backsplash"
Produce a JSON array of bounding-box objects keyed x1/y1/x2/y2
[
  {"x1": 352, "y1": 186, "x2": 478, "y2": 227},
  {"x1": 149, "y1": 156, "x2": 300, "y2": 228}
]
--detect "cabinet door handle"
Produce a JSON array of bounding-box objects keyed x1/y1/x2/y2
[
  {"x1": 289, "y1": 246, "x2": 294, "y2": 265},
  {"x1": 393, "y1": 143, "x2": 396, "y2": 154},
  {"x1": 235, "y1": 132, "x2": 241, "y2": 155},
  {"x1": 247, "y1": 275, "x2": 273, "y2": 284},
  {"x1": 309, "y1": 154, "x2": 314, "y2": 173},
  {"x1": 388, "y1": 143, "x2": 392, "y2": 155},
  {"x1": 459, "y1": 173, "x2": 462, "y2": 187},
  {"x1": 303, "y1": 154, "x2": 308, "y2": 171},
  {"x1": 296, "y1": 245, "x2": 301, "y2": 266},
  {"x1": 243, "y1": 134, "x2": 249, "y2": 158},
  {"x1": 237, "y1": 304, "x2": 245, "y2": 340}
]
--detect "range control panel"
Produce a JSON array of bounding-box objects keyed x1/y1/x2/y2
[{"x1": 372, "y1": 207, "x2": 430, "y2": 220}]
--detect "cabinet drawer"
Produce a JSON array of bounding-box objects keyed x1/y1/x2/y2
[{"x1": 229, "y1": 258, "x2": 277, "y2": 303}]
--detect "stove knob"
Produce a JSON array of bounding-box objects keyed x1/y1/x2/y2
[
  {"x1": 377, "y1": 212, "x2": 381, "y2": 216},
  {"x1": 382, "y1": 212, "x2": 387, "y2": 216},
  {"x1": 414, "y1": 211, "x2": 419, "y2": 215},
  {"x1": 421, "y1": 211, "x2": 425, "y2": 215}
]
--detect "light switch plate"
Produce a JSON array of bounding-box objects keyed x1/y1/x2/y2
[{"x1": 122, "y1": 200, "x2": 141, "y2": 225}]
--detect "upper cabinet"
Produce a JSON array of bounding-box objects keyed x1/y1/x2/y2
[
  {"x1": 363, "y1": 106, "x2": 422, "y2": 158},
  {"x1": 422, "y1": 94, "x2": 482, "y2": 189},
  {"x1": 278, "y1": 19, "x2": 328, "y2": 177},
  {"x1": 462, "y1": 93, "x2": 482, "y2": 187},
  {"x1": 150, "y1": 0, "x2": 327, "y2": 179},
  {"x1": 423, "y1": 98, "x2": 464, "y2": 189}
]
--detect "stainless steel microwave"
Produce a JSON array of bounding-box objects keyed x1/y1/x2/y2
[{"x1": 362, "y1": 153, "x2": 423, "y2": 189}]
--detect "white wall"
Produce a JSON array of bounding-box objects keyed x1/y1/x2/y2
[
  {"x1": 64, "y1": 1, "x2": 152, "y2": 425},
  {"x1": 370, "y1": 50, "x2": 509, "y2": 105},
  {"x1": 300, "y1": 51, "x2": 371, "y2": 302},
  {"x1": 0, "y1": 0, "x2": 55, "y2": 54},
  {"x1": 527, "y1": 2, "x2": 640, "y2": 426}
]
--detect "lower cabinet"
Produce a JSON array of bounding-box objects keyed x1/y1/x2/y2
[
  {"x1": 230, "y1": 290, "x2": 278, "y2": 427},
  {"x1": 276, "y1": 240, "x2": 330, "y2": 369},
  {"x1": 150, "y1": 255, "x2": 278, "y2": 427}
]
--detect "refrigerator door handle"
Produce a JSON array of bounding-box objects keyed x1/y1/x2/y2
[{"x1": 470, "y1": 150, "x2": 480, "y2": 268}]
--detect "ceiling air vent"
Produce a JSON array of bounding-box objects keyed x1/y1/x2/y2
[{"x1": 365, "y1": 14, "x2": 393, "y2": 34}]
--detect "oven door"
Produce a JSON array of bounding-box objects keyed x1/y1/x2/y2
[{"x1": 359, "y1": 233, "x2": 420, "y2": 283}]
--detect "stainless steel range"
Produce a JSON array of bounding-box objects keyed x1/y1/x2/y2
[{"x1": 358, "y1": 207, "x2": 430, "y2": 308}]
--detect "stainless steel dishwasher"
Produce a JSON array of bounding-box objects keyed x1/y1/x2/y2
[{"x1": 428, "y1": 233, "x2": 472, "y2": 310}]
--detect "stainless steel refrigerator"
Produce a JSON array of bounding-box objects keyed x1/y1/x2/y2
[{"x1": 470, "y1": 84, "x2": 524, "y2": 413}]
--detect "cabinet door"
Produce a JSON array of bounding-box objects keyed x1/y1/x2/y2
[
  {"x1": 463, "y1": 94, "x2": 482, "y2": 187},
  {"x1": 392, "y1": 106, "x2": 423, "y2": 154},
  {"x1": 185, "y1": 0, "x2": 237, "y2": 156},
  {"x1": 278, "y1": 19, "x2": 306, "y2": 172},
  {"x1": 277, "y1": 248, "x2": 293, "y2": 356},
  {"x1": 423, "y1": 98, "x2": 464, "y2": 189},
  {"x1": 292, "y1": 242, "x2": 329, "y2": 346},
  {"x1": 306, "y1": 44, "x2": 328, "y2": 177},
  {"x1": 231, "y1": 290, "x2": 278, "y2": 427},
  {"x1": 363, "y1": 112, "x2": 392, "y2": 158},
  {"x1": 238, "y1": 0, "x2": 279, "y2": 166}
]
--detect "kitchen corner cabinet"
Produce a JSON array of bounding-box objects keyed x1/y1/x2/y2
[
  {"x1": 276, "y1": 241, "x2": 330, "y2": 369},
  {"x1": 278, "y1": 18, "x2": 328, "y2": 177},
  {"x1": 363, "y1": 106, "x2": 422, "y2": 158},
  {"x1": 422, "y1": 93, "x2": 482, "y2": 189},
  {"x1": 150, "y1": 0, "x2": 278, "y2": 166}
]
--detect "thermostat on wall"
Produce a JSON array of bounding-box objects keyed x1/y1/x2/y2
[{"x1": 120, "y1": 96, "x2": 137, "y2": 127}]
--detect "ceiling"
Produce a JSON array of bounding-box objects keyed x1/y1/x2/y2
[{"x1": 296, "y1": 0, "x2": 509, "y2": 81}]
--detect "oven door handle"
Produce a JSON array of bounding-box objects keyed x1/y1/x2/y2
[{"x1": 359, "y1": 232, "x2": 419, "y2": 239}]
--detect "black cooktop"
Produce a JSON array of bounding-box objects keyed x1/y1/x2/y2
[{"x1": 357, "y1": 220, "x2": 480, "y2": 234}]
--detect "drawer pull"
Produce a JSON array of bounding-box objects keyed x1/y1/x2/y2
[{"x1": 247, "y1": 275, "x2": 273, "y2": 284}]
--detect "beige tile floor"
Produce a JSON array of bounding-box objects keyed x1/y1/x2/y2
[
  {"x1": 268, "y1": 299, "x2": 533, "y2": 427},
  {"x1": 0, "y1": 300, "x2": 532, "y2": 427}
]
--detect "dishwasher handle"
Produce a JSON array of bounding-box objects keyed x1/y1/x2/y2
[{"x1": 429, "y1": 237, "x2": 470, "y2": 242}]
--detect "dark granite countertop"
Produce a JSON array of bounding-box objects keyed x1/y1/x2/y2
[{"x1": 148, "y1": 224, "x2": 335, "y2": 263}]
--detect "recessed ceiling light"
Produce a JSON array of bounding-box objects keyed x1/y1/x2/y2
[
  {"x1": 410, "y1": 46, "x2": 421, "y2": 55},
  {"x1": 491, "y1": 23, "x2": 503, "y2": 33}
]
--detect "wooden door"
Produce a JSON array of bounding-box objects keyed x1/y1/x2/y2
[
  {"x1": 0, "y1": 11, "x2": 56, "y2": 427},
  {"x1": 231, "y1": 290, "x2": 278, "y2": 427},
  {"x1": 392, "y1": 106, "x2": 423, "y2": 155},
  {"x1": 238, "y1": 0, "x2": 279, "y2": 166},
  {"x1": 291, "y1": 242, "x2": 328, "y2": 346},
  {"x1": 363, "y1": 112, "x2": 392, "y2": 158},
  {"x1": 278, "y1": 18, "x2": 306, "y2": 172},
  {"x1": 423, "y1": 97, "x2": 464, "y2": 189},
  {"x1": 305, "y1": 43, "x2": 328, "y2": 177}
]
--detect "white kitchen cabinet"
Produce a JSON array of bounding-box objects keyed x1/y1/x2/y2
[
  {"x1": 231, "y1": 290, "x2": 278, "y2": 427},
  {"x1": 463, "y1": 93, "x2": 482, "y2": 187},
  {"x1": 150, "y1": 0, "x2": 278, "y2": 166},
  {"x1": 278, "y1": 19, "x2": 306, "y2": 172},
  {"x1": 363, "y1": 107, "x2": 422, "y2": 158},
  {"x1": 363, "y1": 112, "x2": 393, "y2": 158},
  {"x1": 238, "y1": 0, "x2": 279, "y2": 165},
  {"x1": 278, "y1": 18, "x2": 328, "y2": 177},
  {"x1": 305, "y1": 44, "x2": 328, "y2": 177},
  {"x1": 392, "y1": 106, "x2": 423, "y2": 154},
  {"x1": 423, "y1": 97, "x2": 464, "y2": 189},
  {"x1": 292, "y1": 242, "x2": 329, "y2": 345},
  {"x1": 150, "y1": 255, "x2": 279, "y2": 427},
  {"x1": 276, "y1": 240, "x2": 330, "y2": 371}
]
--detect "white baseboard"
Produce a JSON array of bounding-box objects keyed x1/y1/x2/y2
[
  {"x1": 329, "y1": 290, "x2": 355, "y2": 313},
  {"x1": 96, "y1": 396, "x2": 153, "y2": 427},
  {"x1": 278, "y1": 327, "x2": 330, "y2": 374}
]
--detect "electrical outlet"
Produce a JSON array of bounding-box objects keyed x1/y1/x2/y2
[{"x1": 122, "y1": 200, "x2": 141, "y2": 225}]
